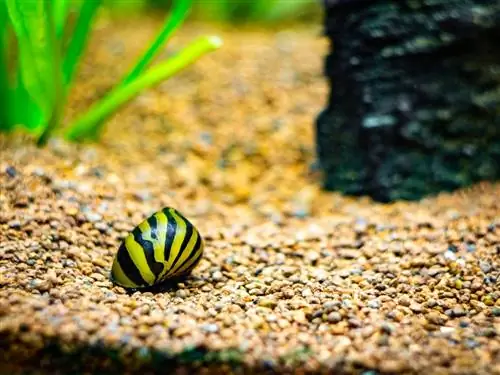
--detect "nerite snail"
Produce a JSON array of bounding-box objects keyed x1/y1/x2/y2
[{"x1": 111, "y1": 207, "x2": 204, "y2": 289}]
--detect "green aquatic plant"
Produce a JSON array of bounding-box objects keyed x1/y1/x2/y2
[
  {"x1": 146, "y1": 0, "x2": 320, "y2": 24},
  {"x1": 0, "y1": 0, "x2": 222, "y2": 145},
  {"x1": 206, "y1": 0, "x2": 318, "y2": 23}
]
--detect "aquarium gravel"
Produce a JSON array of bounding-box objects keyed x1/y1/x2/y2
[{"x1": 1, "y1": 18, "x2": 499, "y2": 375}]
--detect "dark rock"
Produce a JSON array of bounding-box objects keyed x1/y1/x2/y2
[
  {"x1": 316, "y1": 0, "x2": 500, "y2": 202},
  {"x1": 5, "y1": 166, "x2": 17, "y2": 178}
]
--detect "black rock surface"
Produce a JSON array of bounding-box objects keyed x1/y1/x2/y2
[{"x1": 316, "y1": 0, "x2": 500, "y2": 202}]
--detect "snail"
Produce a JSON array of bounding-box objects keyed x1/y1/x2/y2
[{"x1": 111, "y1": 207, "x2": 204, "y2": 289}]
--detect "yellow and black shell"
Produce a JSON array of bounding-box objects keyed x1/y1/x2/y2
[{"x1": 111, "y1": 207, "x2": 204, "y2": 289}]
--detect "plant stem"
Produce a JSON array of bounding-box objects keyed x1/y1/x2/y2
[
  {"x1": 37, "y1": 96, "x2": 62, "y2": 146},
  {"x1": 65, "y1": 35, "x2": 222, "y2": 142},
  {"x1": 121, "y1": 0, "x2": 191, "y2": 86},
  {"x1": 37, "y1": 0, "x2": 64, "y2": 146}
]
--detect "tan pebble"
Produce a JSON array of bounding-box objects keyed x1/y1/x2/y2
[
  {"x1": 90, "y1": 273, "x2": 106, "y2": 281},
  {"x1": 220, "y1": 328, "x2": 233, "y2": 338},
  {"x1": 302, "y1": 288, "x2": 313, "y2": 297},
  {"x1": 201, "y1": 285, "x2": 212, "y2": 292},
  {"x1": 258, "y1": 298, "x2": 277, "y2": 308},
  {"x1": 426, "y1": 299, "x2": 437, "y2": 308},
  {"x1": 227, "y1": 304, "x2": 242, "y2": 313},
  {"x1": 277, "y1": 319, "x2": 290, "y2": 329},
  {"x1": 410, "y1": 303, "x2": 423, "y2": 313},
  {"x1": 92, "y1": 258, "x2": 108, "y2": 268},
  {"x1": 426, "y1": 311, "x2": 448, "y2": 325},
  {"x1": 80, "y1": 263, "x2": 93, "y2": 275},
  {"x1": 212, "y1": 271, "x2": 223, "y2": 281},
  {"x1": 327, "y1": 312, "x2": 342, "y2": 323},
  {"x1": 380, "y1": 360, "x2": 408, "y2": 373},
  {"x1": 249, "y1": 288, "x2": 265, "y2": 296},
  {"x1": 252, "y1": 316, "x2": 265, "y2": 328},
  {"x1": 292, "y1": 310, "x2": 307, "y2": 323},
  {"x1": 77, "y1": 251, "x2": 91, "y2": 262},
  {"x1": 31, "y1": 278, "x2": 51, "y2": 292},
  {"x1": 173, "y1": 326, "x2": 191, "y2": 337},
  {"x1": 398, "y1": 296, "x2": 411, "y2": 307}
]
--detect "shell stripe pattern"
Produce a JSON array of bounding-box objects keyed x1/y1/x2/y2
[{"x1": 111, "y1": 207, "x2": 203, "y2": 288}]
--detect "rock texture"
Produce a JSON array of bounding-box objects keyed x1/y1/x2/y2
[{"x1": 317, "y1": 0, "x2": 500, "y2": 202}]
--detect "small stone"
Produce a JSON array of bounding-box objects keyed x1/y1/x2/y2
[
  {"x1": 380, "y1": 322, "x2": 395, "y2": 334},
  {"x1": 348, "y1": 318, "x2": 362, "y2": 328},
  {"x1": 480, "y1": 328, "x2": 497, "y2": 338},
  {"x1": 175, "y1": 289, "x2": 189, "y2": 298},
  {"x1": 327, "y1": 312, "x2": 342, "y2": 323},
  {"x1": 398, "y1": 296, "x2": 411, "y2": 307},
  {"x1": 302, "y1": 288, "x2": 312, "y2": 297},
  {"x1": 426, "y1": 311, "x2": 447, "y2": 325},
  {"x1": 133, "y1": 190, "x2": 152, "y2": 202},
  {"x1": 367, "y1": 299, "x2": 380, "y2": 309},
  {"x1": 5, "y1": 166, "x2": 17, "y2": 178},
  {"x1": 428, "y1": 268, "x2": 442, "y2": 277},
  {"x1": 14, "y1": 195, "x2": 29, "y2": 207},
  {"x1": 258, "y1": 298, "x2": 277, "y2": 309},
  {"x1": 266, "y1": 314, "x2": 277, "y2": 323},
  {"x1": 339, "y1": 249, "x2": 359, "y2": 259},
  {"x1": 410, "y1": 303, "x2": 423, "y2": 313},
  {"x1": 466, "y1": 244, "x2": 476, "y2": 252},
  {"x1": 444, "y1": 250, "x2": 457, "y2": 261},
  {"x1": 492, "y1": 307, "x2": 500, "y2": 317},
  {"x1": 322, "y1": 301, "x2": 338, "y2": 312},
  {"x1": 201, "y1": 324, "x2": 219, "y2": 333},
  {"x1": 30, "y1": 278, "x2": 51, "y2": 292},
  {"x1": 8, "y1": 220, "x2": 21, "y2": 229},
  {"x1": 426, "y1": 299, "x2": 437, "y2": 308},
  {"x1": 451, "y1": 306, "x2": 467, "y2": 317},
  {"x1": 94, "y1": 222, "x2": 109, "y2": 232},
  {"x1": 440, "y1": 327, "x2": 455, "y2": 335},
  {"x1": 465, "y1": 339, "x2": 480, "y2": 349},
  {"x1": 482, "y1": 295, "x2": 494, "y2": 306},
  {"x1": 212, "y1": 271, "x2": 223, "y2": 281},
  {"x1": 85, "y1": 212, "x2": 102, "y2": 222},
  {"x1": 201, "y1": 285, "x2": 212, "y2": 292},
  {"x1": 479, "y1": 261, "x2": 492, "y2": 273}
]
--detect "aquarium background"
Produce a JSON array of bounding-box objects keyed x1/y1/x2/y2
[{"x1": 1, "y1": 1, "x2": 499, "y2": 375}]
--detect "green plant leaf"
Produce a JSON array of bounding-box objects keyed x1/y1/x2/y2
[
  {"x1": 65, "y1": 35, "x2": 223, "y2": 142},
  {"x1": 6, "y1": 0, "x2": 58, "y2": 123},
  {"x1": 53, "y1": 0, "x2": 71, "y2": 38},
  {"x1": 0, "y1": 1, "x2": 11, "y2": 131},
  {"x1": 88, "y1": 0, "x2": 192, "y2": 133},
  {"x1": 121, "y1": 0, "x2": 192, "y2": 86},
  {"x1": 62, "y1": 0, "x2": 101, "y2": 89},
  {"x1": 265, "y1": 0, "x2": 317, "y2": 21},
  {"x1": 11, "y1": 81, "x2": 45, "y2": 131},
  {"x1": 248, "y1": 0, "x2": 277, "y2": 21}
]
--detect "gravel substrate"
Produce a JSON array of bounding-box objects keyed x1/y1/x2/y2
[{"x1": 1, "y1": 16, "x2": 499, "y2": 375}]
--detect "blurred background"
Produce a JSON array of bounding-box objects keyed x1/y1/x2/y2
[{"x1": 102, "y1": 0, "x2": 322, "y2": 24}]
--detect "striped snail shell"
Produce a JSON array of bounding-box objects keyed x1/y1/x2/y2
[{"x1": 111, "y1": 207, "x2": 204, "y2": 289}]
